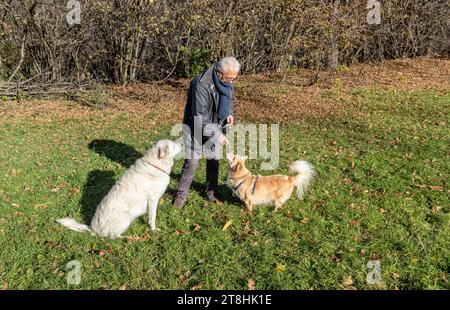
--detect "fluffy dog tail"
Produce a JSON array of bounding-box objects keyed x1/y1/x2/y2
[
  {"x1": 56, "y1": 218, "x2": 92, "y2": 233},
  {"x1": 289, "y1": 160, "x2": 315, "y2": 199}
]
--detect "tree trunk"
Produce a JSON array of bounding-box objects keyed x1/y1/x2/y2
[{"x1": 329, "y1": 0, "x2": 340, "y2": 69}]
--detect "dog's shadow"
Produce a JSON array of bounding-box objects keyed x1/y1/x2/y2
[
  {"x1": 88, "y1": 139, "x2": 142, "y2": 168},
  {"x1": 83, "y1": 139, "x2": 237, "y2": 213},
  {"x1": 79, "y1": 170, "x2": 117, "y2": 223},
  {"x1": 78, "y1": 140, "x2": 143, "y2": 222}
]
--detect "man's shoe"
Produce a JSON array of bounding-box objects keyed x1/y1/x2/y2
[
  {"x1": 206, "y1": 191, "x2": 223, "y2": 205},
  {"x1": 173, "y1": 196, "x2": 186, "y2": 209}
]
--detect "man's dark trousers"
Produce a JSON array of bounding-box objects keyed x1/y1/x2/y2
[{"x1": 176, "y1": 134, "x2": 220, "y2": 202}]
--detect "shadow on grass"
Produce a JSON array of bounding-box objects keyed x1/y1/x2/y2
[
  {"x1": 88, "y1": 139, "x2": 142, "y2": 168},
  {"x1": 87, "y1": 139, "x2": 237, "y2": 205},
  {"x1": 80, "y1": 169, "x2": 116, "y2": 223},
  {"x1": 169, "y1": 172, "x2": 238, "y2": 205}
]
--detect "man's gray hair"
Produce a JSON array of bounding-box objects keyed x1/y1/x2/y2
[{"x1": 217, "y1": 56, "x2": 241, "y2": 74}]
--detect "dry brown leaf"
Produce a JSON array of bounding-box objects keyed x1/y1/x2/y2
[
  {"x1": 430, "y1": 186, "x2": 443, "y2": 192},
  {"x1": 242, "y1": 220, "x2": 250, "y2": 234},
  {"x1": 126, "y1": 234, "x2": 150, "y2": 243},
  {"x1": 98, "y1": 248, "x2": 112, "y2": 256},
  {"x1": 343, "y1": 178, "x2": 353, "y2": 185},
  {"x1": 69, "y1": 187, "x2": 80, "y2": 195},
  {"x1": 342, "y1": 275, "x2": 353, "y2": 287},
  {"x1": 193, "y1": 223, "x2": 201, "y2": 232},
  {"x1": 301, "y1": 217, "x2": 309, "y2": 224},
  {"x1": 247, "y1": 279, "x2": 256, "y2": 290},
  {"x1": 179, "y1": 271, "x2": 192, "y2": 284},
  {"x1": 34, "y1": 203, "x2": 48, "y2": 209},
  {"x1": 191, "y1": 284, "x2": 203, "y2": 290}
]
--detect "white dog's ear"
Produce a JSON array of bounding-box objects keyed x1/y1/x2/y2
[
  {"x1": 226, "y1": 153, "x2": 235, "y2": 163},
  {"x1": 158, "y1": 144, "x2": 170, "y2": 159}
]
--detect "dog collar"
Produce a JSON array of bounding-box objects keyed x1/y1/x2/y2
[
  {"x1": 229, "y1": 174, "x2": 257, "y2": 196},
  {"x1": 251, "y1": 175, "x2": 258, "y2": 194},
  {"x1": 148, "y1": 162, "x2": 170, "y2": 176}
]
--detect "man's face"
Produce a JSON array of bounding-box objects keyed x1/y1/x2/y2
[{"x1": 217, "y1": 68, "x2": 238, "y2": 84}]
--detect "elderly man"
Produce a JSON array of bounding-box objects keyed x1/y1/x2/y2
[{"x1": 173, "y1": 56, "x2": 240, "y2": 209}]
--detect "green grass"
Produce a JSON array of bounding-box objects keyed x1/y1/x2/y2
[{"x1": 0, "y1": 88, "x2": 448, "y2": 289}]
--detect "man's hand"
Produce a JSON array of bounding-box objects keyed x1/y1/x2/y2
[
  {"x1": 226, "y1": 115, "x2": 234, "y2": 125},
  {"x1": 218, "y1": 134, "x2": 229, "y2": 145}
]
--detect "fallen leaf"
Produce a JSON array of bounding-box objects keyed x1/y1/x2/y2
[
  {"x1": 247, "y1": 279, "x2": 255, "y2": 290},
  {"x1": 431, "y1": 206, "x2": 442, "y2": 213},
  {"x1": 69, "y1": 188, "x2": 80, "y2": 196},
  {"x1": 191, "y1": 284, "x2": 203, "y2": 290},
  {"x1": 126, "y1": 234, "x2": 150, "y2": 243},
  {"x1": 222, "y1": 220, "x2": 233, "y2": 231},
  {"x1": 351, "y1": 161, "x2": 355, "y2": 169},
  {"x1": 242, "y1": 220, "x2": 250, "y2": 234},
  {"x1": 50, "y1": 183, "x2": 67, "y2": 193},
  {"x1": 179, "y1": 271, "x2": 191, "y2": 284},
  {"x1": 300, "y1": 217, "x2": 309, "y2": 224},
  {"x1": 343, "y1": 178, "x2": 352, "y2": 185},
  {"x1": 430, "y1": 186, "x2": 443, "y2": 192},
  {"x1": 34, "y1": 203, "x2": 48, "y2": 209},
  {"x1": 275, "y1": 263, "x2": 286, "y2": 273},
  {"x1": 379, "y1": 208, "x2": 387, "y2": 214},
  {"x1": 342, "y1": 275, "x2": 353, "y2": 287},
  {"x1": 348, "y1": 203, "x2": 356, "y2": 209},
  {"x1": 286, "y1": 210, "x2": 292, "y2": 218},
  {"x1": 97, "y1": 248, "x2": 112, "y2": 256},
  {"x1": 119, "y1": 285, "x2": 126, "y2": 290},
  {"x1": 193, "y1": 223, "x2": 201, "y2": 232},
  {"x1": 349, "y1": 220, "x2": 360, "y2": 226},
  {"x1": 11, "y1": 203, "x2": 20, "y2": 208}
]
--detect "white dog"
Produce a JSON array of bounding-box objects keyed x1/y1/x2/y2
[{"x1": 57, "y1": 139, "x2": 181, "y2": 239}]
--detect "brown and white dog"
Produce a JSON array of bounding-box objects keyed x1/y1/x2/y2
[{"x1": 226, "y1": 154, "x2": 315, "y2": 213}]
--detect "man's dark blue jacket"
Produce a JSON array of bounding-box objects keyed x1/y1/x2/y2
[{"x1": 183, "y1": 64, "x2": 235, "y2": 143}]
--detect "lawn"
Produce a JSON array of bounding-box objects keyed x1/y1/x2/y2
[{"x1": 0, "y1": 82, "x2": 448, "y2": 289}]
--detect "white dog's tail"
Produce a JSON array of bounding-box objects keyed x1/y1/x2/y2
[
  {"x1": 289, "y1": 160, "x2": 316, "y2": 199},
  {"x1": 56, "y1": 218, "x2": 92, "y2": 233}
]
